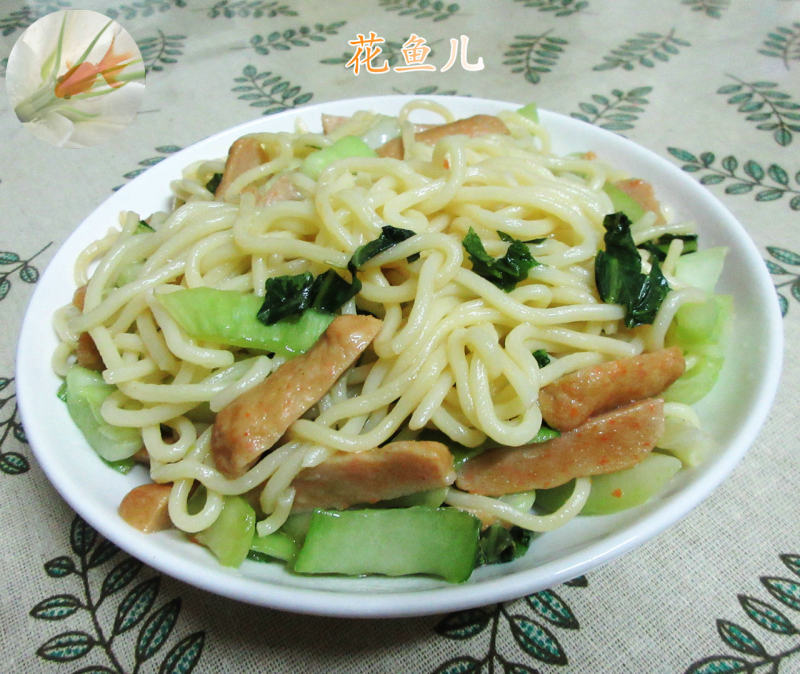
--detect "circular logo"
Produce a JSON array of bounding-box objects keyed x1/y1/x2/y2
[{"x1": 5, "y1": 9, "x2": 145, "y2": 148}]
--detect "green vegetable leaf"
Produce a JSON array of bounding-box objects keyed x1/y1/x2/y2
[
  {"x1": 348, "y1": 225, "x2": 417, "y2": 273},
  {"x1": 595, "y1": 212, "x2": 670, "y2": 327},
  {"x1": 638, "y1": 233, "x2": 698, "y2": 261},
  {"x1": 532, "y1": 349, "x2": 550, "y2": 367},
  {"x1": 477, "y1": 523, "x2": 533, "y2": 565},
  {"x1": 463, "y1": 228, "x2": 538, "y2": 291},
  {"x1": 205, "y1": 172, "x2": 222, "y2": 194},
  {"x1": 257, "y1": 270, "x2": 361, "y2": 325}
]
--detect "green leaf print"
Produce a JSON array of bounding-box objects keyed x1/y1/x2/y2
[
  {"x1": 105, "y1": 0, "x2": 186, "y2": 21},
  {"x1": 512, "y1": 0, "x2": 589, "y2": 17},
  {"x1": 207, "y1": 0, "x2": 296, "y2": 19},
  {"x1": 668, "y1": 148, "x2": 800, "y2": 209},
  {"x1": 594, "y1": 29, "x2": 690, "y2": 71},
  {"x1": 0, "y1": 242, "x2": 51, "y2": 304},
  {"x1": 759, "y1": 22, "x2": 800, "y2": 70},
  {"x1": 378, "y1": 0, "x2": 460, "y2": 22},
  {"x1": 766, "y1": 246, "x2": 800, "y2": 316},
  {"x1": 138, "y1": 31, "x2": 186, "y2": 73},
  {"x1": 0, "y1": 374, "x2": 32, "y2": 476},
  {"x1": 431, "y1": 578, "x2": 587, "y2": 671},
  {"x1": 718, "y1": 76, "x2": 800, "y2": 146},
  {"x1": 0, "y1": 0, "x2": 70, "y2": 37},
  {"x1": 232, "y1": 65, "x2": 313, "y2": 115},
  {"x1": 114, "y1": 145, "x2": 182, "y2": 190},
  {"x1": 249, "y1": 22, "x2": 346, "y2": 56},
  {"x1": 32, "y1": 515, "x2": 205, "y2": 672},
  {"x1": 686, "y1": 553, "x2": 800, "y2": 672},
  {"x1": 681, "y1": 0, "x2": 729, "y2": 19},
  {"x1": 570, "y1": 86, "x2": 652, "y2": 131},
  {"x1": 503, "y1": 31, "x2": 568, "y2": 85}
]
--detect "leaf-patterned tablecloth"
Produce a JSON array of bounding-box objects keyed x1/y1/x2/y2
[{"x1": 1, "y1": 1, "x2": 798, "y2": 672}]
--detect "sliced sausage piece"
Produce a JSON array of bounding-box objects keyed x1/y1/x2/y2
[
  {"x1": 539, "y1": 346, "x2": 684, "y2": 432},
  {"x1": 118, "y1": 483, "x2": 173, "y2": 533},
  {"x1": 377, "y1": 114, "x2": 509, "y2": 159},
  {"x1": 614, "y1": 178, "x2": 665, "y2": 223},
  {"x1": 211, "y1": 314, "x2": 382, "y2": 478},
  {"x1": 254, "y1": 173, "x2": 301, "y2": 207},
  {"x1": 291, "y1": 440, "x2": 455, "y2": 511},
  {"x1": 215, "y1": 136, "x2": 268, "y2": 200},
  {"x1": 76, "y1": 331, "x2": 104, "y2": 371},
  {"x1": 456, "y1": 398, "x2": 665, "y2": 495}
]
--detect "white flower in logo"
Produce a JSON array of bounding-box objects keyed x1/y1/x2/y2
[{"x1": 6, "y1": 9, "x2": 145, "y2": 148}]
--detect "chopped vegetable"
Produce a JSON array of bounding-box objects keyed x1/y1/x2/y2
[
  {"x1": 348, "y1": 225, "x2": 417, "y2": 273},
  {"x1": 602, "y1": 182, "x2": 646, "y2": 222},
  {"x1": 293, "y1": 506, "x2": 481, "y2": 583},
  {"x1": 64, "y1": 365, "x2": 142, "y2": 462},
  {"x1": 248, "y1": 530, "x2": 298, "y2": 563},
  {"x1": 532, "y1": 349, "x2": 550, "y2": 367},
  {"x1": 301, "y1": 135, "x2": 376, "y2": 179},
  {"x1": 462, "y1": 228, "x2": 539, "y2": 292},
  {"x1": 639, "y1": 233, "x2": 698, "y2": 262},
  {"x1": 477, "y1": 524, "x2": 534, "y2": 566},
  {"x1": 594, "y1": 212, "x2": 670, "y2": 327},
  {"x1": 159, "y1": 287, "x2": 333, "y2": 356},
  {"x1": 535, "y1": 453, "x2": 682, "y2": 515},
  {"x1": 195, "y1": 496, "x2": 255, "y2": 567},
  {"x1": 673, "y1": 246, "x2": 727, "y2": 293},
  {"x1": 516, "y1": 102, "x2": 539, "y2": 123},
  {"x1": 256, "y1": 270, "x2": 361, "y2": 325},
  {"x1": 205, "y1": 172, "x2": 223, "y2": 194}
]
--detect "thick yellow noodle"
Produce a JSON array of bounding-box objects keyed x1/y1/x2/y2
[{"x1": 54, "y1": 101, "x2": 699, "y2": 539}]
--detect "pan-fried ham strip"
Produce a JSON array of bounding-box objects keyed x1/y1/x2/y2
[
  {"x1": 211, "y1": 315, "x2": 382, "y2": 478},
  {"x1": 456, "y1": 398, "x2": 665, "y2": 496},
  {"x1": 291, "y1": 440, "x2": 455, "y2": 511},
  {"x1": 214, "y1": 136, "x2": 268, "y2": 200},
  {"x1": 539, "y1": 347, "x2": 684, "y2": 432},
  {"x1": 376, "y1": 114, "x2": 509, "y2": 159},
  {"x1": 118, "y1": 483, "x2": 173, "y2": 533}
]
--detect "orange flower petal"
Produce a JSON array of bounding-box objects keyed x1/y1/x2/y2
[{"x1": 54, "y1": 62, "x2": 100, "y2": 98}]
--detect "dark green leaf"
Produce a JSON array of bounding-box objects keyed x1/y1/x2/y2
[
  {"x1": 30, "y1": 594, "x2": 82, "y2": 620},
  {"x1": 700, "y1": 175, "x2": 726, "y2": 185},
  {"x1": 778, "y1": 292, "x2": 788, "y2": 316},
  {"x1": 668, "y1": 147, "x2": 699, "y2": 163},
  {"x1": 114, "y1": 577, "x2": 160, "y2": 635},
  {"x1": 136, "y1": 599, "x2": 181, "y2": 662},
  {"x1": 158, "y1": 631, "x2": 205, "y2": 674},
  {"x1": 257, "y1": 270, "x2": 360, "y2": 324},
  {"x1": 768, "y1": 164, "x2": 790, "y2": 185},
  {"x1": 526, "y1": 590, "x2": 579, "y2": 629},
  {"x1": 762, "y1": 576, "x2": 800, "y2": 611},
  {"x1": 744, "y1": 160, "x2": 765, "y2": 181},
  {"x1": 45, "y1": 556, "x2": 76, "y2": 577},
  {"x1": 0, "y1": 251, "x2": 20, "y2": 264},
  {"x1": 0, "y1": 451, "x2": 29, "y2": 474},
  {"x1": 725, "y1": 183, "x2": 754, "y2": 195},
  {"x1": 563, "y1": 575, "x2": 588, "y2": 587},
  {"x1": 533, "y1": 349, "x2": 550, "y2": 367},
  {"x1": 717, "y1": 619, "x2": 767, "y2": 656},
  {"x1": 434, "y1": 608, "x2": 491, "y2": 639},
  {"x1": 508, "y1": 615, "x2": 567, "y2": 665},
  {"x1": 348, "y1": 226, "x2": 417, "y2": 273},
  {"x1": 462, "y1": 228, "x2": 538, "y2": 292},
  {"x1": 594, "y1": 212, "x2": 670, "y2": 327},
  {"x1": 792, "y1": 280, "x2": 800, "y2": 304},
  {"x1": 70, "y1": 517, "x2": 97, "y2": 556},
  {"x1": 738, "y1": 594, "x2": 797, "y2": 634},
  {"x1": 101, "y1": 557, "x2": 143, "y2": 599},
  {"x1": 717, "y1": 84, "x2": 743, "y2": 94},
  {"x1": 37, "y1": 631, "x2": 95, "y2": 662},
  {"x1": 205, "y1": 173, "x2": 223, "y2": 194},
  {"x1": 756, "y1": 188, "x2": 784, "y2": 202},
  {"x1": 477, "y1": 524, "x2": 533, "y2": 565}
]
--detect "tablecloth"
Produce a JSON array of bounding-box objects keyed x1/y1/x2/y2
[{"x1": 1, "y1": 1, "x2": 798, "y2": 672}]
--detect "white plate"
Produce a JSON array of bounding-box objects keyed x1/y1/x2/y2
[{"x1": 16, "y1": 95, "x2": 783, "y2": 618}]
